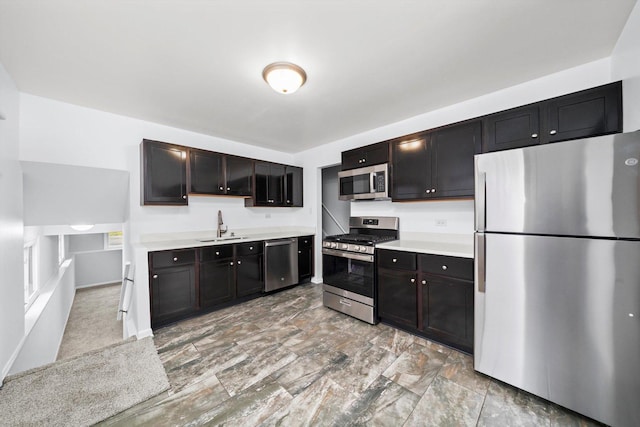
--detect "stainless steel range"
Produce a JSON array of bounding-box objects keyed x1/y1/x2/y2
[{"x1": 322, "y1": 216, "x2": 399, "y2": 324}]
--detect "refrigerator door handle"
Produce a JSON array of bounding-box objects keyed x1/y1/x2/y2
[
  {"x1": 475, "y1": 232, "x2": 486, "y2": 293},
  {"x1": 475, "y1": 171, "x2": 486, "y2": 231}
]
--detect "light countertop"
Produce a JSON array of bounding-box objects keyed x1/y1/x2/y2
[
  {"x1": 136, "y1": 227, "x2": 316, "y2": 252},
  {"x1": 377, "y1": 232, "x2": 474, "y2": 258}
]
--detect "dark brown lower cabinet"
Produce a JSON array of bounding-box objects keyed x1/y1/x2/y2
[
  {"x1": 236, "y1": 253, "x2": 264, "y2": 297},
  {"x1": 377, "y1": 249, "x2": 474, "y2": 353},
  {"x1": 199, "y1": 258, "x2": 235, "y2": 308},
  {"x1": 297, "y1": 235, "x2": 314, "y2": 283},
  {"x1": 150, "y1": 265, "x2": 197, "y2": 328}
]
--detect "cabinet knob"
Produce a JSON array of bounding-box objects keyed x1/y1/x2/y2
[
  {"x1": 237, "y1": 260, "x2": 241, "y2": 265},
  {"x1": 431, "y1": 188, "x2": 436, "y2": 193},
  {"x1": 392, "y1": 258, "x2": 397, "y2": 263},
  {"x1": 249, "y1": 246, "x2": 253, "y2": 250},
  {"x1": 298, "y1": 250, "x2": 302, "y2": 254},
  {"x1": 410, "y1": 278, "x2": 416, "y2": 283},
  {"x1": 230, "y1": 262, "x2": 234, "y2": 266},
  {"x1": 442, "y1": 265, "x2": 448, "y2": 270},
  {"x1": 362, "y1": 158, "x2": 366, "y2": 163},
  {"x1": 182, "y1": 195, "x2": 186, "y2": 199},
  {"x1": 173, "y1": 257, "x2": 178, "y2": 261},
  {"x1": 531, "y1": 133, "x2": 538, "y2": 138},
  {"x1": 426, "y1": 189, "x2": 431, "y2": 194},
  {"x1": 421, "y1": 280, "x2": 427, "y2": 285},
  {"x1": 227, "y1": 187, "x2": 230, "y2": 191},
  {"x1": 219, "y1": 186, "x2": 224, "y2": 190},
  {"x1": 286, "y1": 200, "x2": 291, "y2": 204},
  {"x1": 550, "y1": 130, "x2": 557, "y2": 135},
  {"x1": 152, "y1": 274, "x2": 158, "y2": 279},
  {"x1": 215, "y1": 251, "x2": 220, "y2": 255}
]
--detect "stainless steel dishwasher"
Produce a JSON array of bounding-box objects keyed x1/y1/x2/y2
[{"x1": 264, "y1": 238, "x2": 298, "y2": 292}]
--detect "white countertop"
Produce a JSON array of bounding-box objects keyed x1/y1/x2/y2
[
  {"x1": 136, "y1": 227, "x2": 316, "y2": 252},
  {"x1": 377, "y1": 232, "x2": 474, "y2": 258}
]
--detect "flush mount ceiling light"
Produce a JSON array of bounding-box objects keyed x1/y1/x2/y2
[
  {"x1": 262, "y1": 62, "x2": 307, "y2": 94},
  {"x1": 70, "y1": 224, "x2": 95, "y2": 231}
]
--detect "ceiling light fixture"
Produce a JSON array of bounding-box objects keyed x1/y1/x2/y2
[
  {"x1": 262, "y1": 62, "x2": 307, "y2": 95},
  {"x1": 70, "y1": 224, "x2": 95, "y2": 231}
]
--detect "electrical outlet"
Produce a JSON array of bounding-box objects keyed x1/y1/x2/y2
[{"x1": 435, "y1": 219, "x2": 447, "y2": 227}]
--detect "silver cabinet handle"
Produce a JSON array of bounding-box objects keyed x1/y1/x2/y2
[
  {"x1": 431, "y1": 188, "x2": 436, "y2": 193},
  {"x1": 173, "y1": 257, "x2": 178, "y2": 261},
  {"x1": 215, "y1": 251, "x2": 220, "y2": 255},
  {"x1": 550, "y1": 130, "x2": 557, "y2": 135},
  {"x1": 237, "y1": 260, "x2": 241, "y2": 265},
  {"x1": 227, "y1": 187, "x2": 230, "y2": 191},
  {"x1": 182, "y1": 195, "x2": 186, "y2": 199},
  {"x1": 152, "y1": 274, "x2": 158, "y2": 279},
  {"x1": 219, "y1": 186, "x2": 223, "y2": 190},
  {"x1": 298, "y1": 250, "x2": 302, "y2": 254},
  {"x1": 531, "y1": 133, "x2": 538, "y2": 138},
  {"x1": 249, "y1": 246, "x2": 253, "y2": 250},
  {"x1": 392, "y1": 258, "x2": 397, "y2": 263},
  {"x1": 421, "y1": 280, "x2": 426, "y2": 285},
  {"x1": 426, "y1": 189, "x2": 431, "y2": 193},
  {"x1": 410, "y1": 278, "x2": 416, "y2": 283},
  {"x1": 442, "y1": 265, "x2": 447, "y2": 270},
  {"x1": 229, "y1": 262, "x2": 234, "y2": 266}
]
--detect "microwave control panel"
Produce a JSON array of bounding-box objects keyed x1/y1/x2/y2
[{"x1": 376, "y1": 174, "x2": 385, "y2": 192}]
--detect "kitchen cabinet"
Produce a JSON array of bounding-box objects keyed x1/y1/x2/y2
[
  {"x1": 391, "y1": 120, "x2": 480, "y2": 201},
  {"x1": 248, "y1": 162, "x2": 303, "y2": 207},
  {"x1": 483, "y1": 81, "x2": 622, "y2": 152},
  {"x1": 341, "y1": 141, "x2": 389, "y2": 171},
  {"x1": 235, "y1": 242, "x2": 264, "y2": 297},
  {"x1": 377, "y1": 250, "x2": 418, "y2": 328},
  {"x1": 285, "y1": 166, "x2": 303, "y2": 207},
  {"x1": 377, "y1": 248, "x2": 474, "y2": 353},
  {"x1": 189, "y1": 151, "x2": 253, "y2": 197},
  {"x1": 141, "y1": 139, "x2": 188, "y2": 205},
  {"x1": 199, "y1": 245, "x2": 235, "y2": 308},
  {"x1": 149, "y1": 249, "x2": 197, "y2": 327},
  {"x1": 297, "y1": 235, "x2": 314, "y2": 283}
]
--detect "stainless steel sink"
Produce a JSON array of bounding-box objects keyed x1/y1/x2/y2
[{"x1": 198, "y1": 236, "x2": 246, "y2": 243}]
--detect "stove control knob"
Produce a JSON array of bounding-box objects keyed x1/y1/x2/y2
[
  {"x1": 340, "y1": 243, "x2": 349, "y2": 250},
  {"x1": 330, "y1": 242, "x2": 337, "y2": 249},
  {"x1": 353, "y1": 245, "x2": 360, "y2": 251},
  {"x1": 362, "y1": 247, "x2": 370, "y2": 252}
]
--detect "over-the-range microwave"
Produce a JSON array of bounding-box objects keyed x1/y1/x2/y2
[{"x1": 338, "y1": 163, "x2": 389, "y2": 201}]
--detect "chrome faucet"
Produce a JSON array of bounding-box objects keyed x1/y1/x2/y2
[{"x1": 217, "y1": 210, "x2": 228, "y2": 238}]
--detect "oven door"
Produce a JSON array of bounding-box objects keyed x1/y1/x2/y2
[{"x1": 322, "y1": 248, "x2": 374, "y2": 298}]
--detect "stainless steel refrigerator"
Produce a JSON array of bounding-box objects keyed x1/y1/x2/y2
[{"x1": 474, "y1": 131, "x2": 640, "y2": 427}]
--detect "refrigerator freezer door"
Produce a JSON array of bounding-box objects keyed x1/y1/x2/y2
[
  {"x1": 474, "y1": 131, "x2": 640, "y2": 238},
  {"x1": 474, "y1": 233, "x2": 640, "y2": 427}
]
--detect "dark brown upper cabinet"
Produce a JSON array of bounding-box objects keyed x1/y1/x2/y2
[
  {"x1": 189, "y1": 150, "x2": 253, "y2": 197},
  {"x1": 391, "y1": 120, "x2": 480, "y2": 201},
  {"x1": 483, "y1": 81, "x2": 622, "y2": 153},
  {"x1": 141, "y1": 139, "x2": 188, "y2": 205},
  {"x1": 341, "y1": 141, "x2": 389, "y2": 170},
  {"x1": 247, "y1": 162, "x2": 303, "y2": 207}
]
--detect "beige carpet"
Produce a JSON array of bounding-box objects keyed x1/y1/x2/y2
[
  {"x1": 0, "y1": 337, "x2": 170, "y2": 426},
  {"x1": 58, "y1": 283, "x2": 123, "y2": 361}
]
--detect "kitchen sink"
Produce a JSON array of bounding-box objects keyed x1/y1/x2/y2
[{"x1": 198, "y1": 236, "x2": 246, "y2": 243}]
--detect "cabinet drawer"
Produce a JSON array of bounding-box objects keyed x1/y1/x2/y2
[
  {"x1": 377, "y1": 250, "x2": 417, "y2": 271},
  {"x1": 236, "y1": 241, "x2": 264, "y2": 256},
  {"x1": 150, "y1": 249, "x2": 196, "y2": 268},
  {"x1": 200, "y1": 245, "x2": 233, "y2": 261},
  {"x1": 298, "y1": 236, "x2": 313, "y2": 248},
  {"x1": 419, "y1": 254, "x2": 473, "y2": 280}
]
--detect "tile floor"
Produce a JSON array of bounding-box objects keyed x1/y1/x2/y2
[{"x1": 98, "y1": 283, "x2": 602, "y2": 426}]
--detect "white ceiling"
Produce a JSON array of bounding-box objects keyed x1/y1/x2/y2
[{"x1": 0, "y1": 1, "x2": 636, "y2": 153}]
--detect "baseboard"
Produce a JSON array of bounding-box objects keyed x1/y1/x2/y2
[
  {"x1": 311, "y1": 276, "x2": 323, "y2": 284},
  {"x1": 136, "y1": 328, "x2": 154, "y2": 339},
  {"x1": 76, "y1": 281, "x2": 121, "y2": 290},
  {"x1": 1, "y1": 335, "x2": 27, "y2": 386}
]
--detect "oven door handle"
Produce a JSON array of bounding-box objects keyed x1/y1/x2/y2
[{"x1": 322, "y1": 248, "x2": 374, "y2": 263}]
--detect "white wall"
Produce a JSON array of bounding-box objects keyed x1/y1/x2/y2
[
  {"x1": 295, "y1": 58, "x2": 614, "y2": 279},
  {"x1": 18, "y1": 95, "x2": 307, "y2": 246},
  {"x1": 612, "y1": 0, "x2": 640, "y2": 132},
  {"x1": 0, "y1": 61, "x2": 24, "y2": 383},
  {"x1": 74, "y1": 250, "x2": 122, "y2": 288},
  {"x1": 68, "y1": 233, "x2": 105, "y2": 253}
]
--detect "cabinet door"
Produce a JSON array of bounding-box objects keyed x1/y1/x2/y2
[
  {"x1": 254, "y1": 162, "x2": 270, "y2": 205},
  {"x1": 236, "y1": 254, "x2": 264, "y2": 297},
  {"x1": 364, "y1": 142, "x2": 390, "y2": 166},
  {"x1": 150, "y1": 265, "x2": 196, "y2": 327},
  {"x1": 545, "y1": 82, "x2": 622, "y2": 144},
  {"x1": 342, "y1": 148, "x2": 368, "y2": 170},
  {"x1": 189, "y1": 149, "x2": 224, "y2": 195},
  {"x1": 482, "y1": 104, "x2": 541, "y2": 153},
  {"x1": 431, "y1": 121, "x2": 481, "y2": 198},
  {"x1": 268, "y1": 164, "x2": 285, "y2": 205},
  {"x1": 377, "y1": 268, "x2": 417, "y2": 328},
  {"x1": 297, "y1": 236, "x2": 313, "y2": 283},
  {"x1": 199, "y1": 258, "x2": 235, "y2": 308},
  {"x1": 226, "y1": 156, "x2": 253, "y2": 196},
  {"x1": 391, "y1": 134, "x2": 431, "y2": 200},
  {"x1": 420, "y1": 275, "x2": 473, "y2": 352},
  {"x1": 285, "y1": 166, "x2": 303, "y2": 207},
  {"x1": 142, "y1": 140, "x2": 188, "y2": 205}
]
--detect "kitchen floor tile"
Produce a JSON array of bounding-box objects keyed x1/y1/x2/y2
[{"x1": 382, "y1": 341, "x2": 449, "y2": 395}]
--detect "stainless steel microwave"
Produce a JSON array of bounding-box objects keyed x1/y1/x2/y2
[{"x1": 338, "y1": 163, "x2": 389, "y2": 201}]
